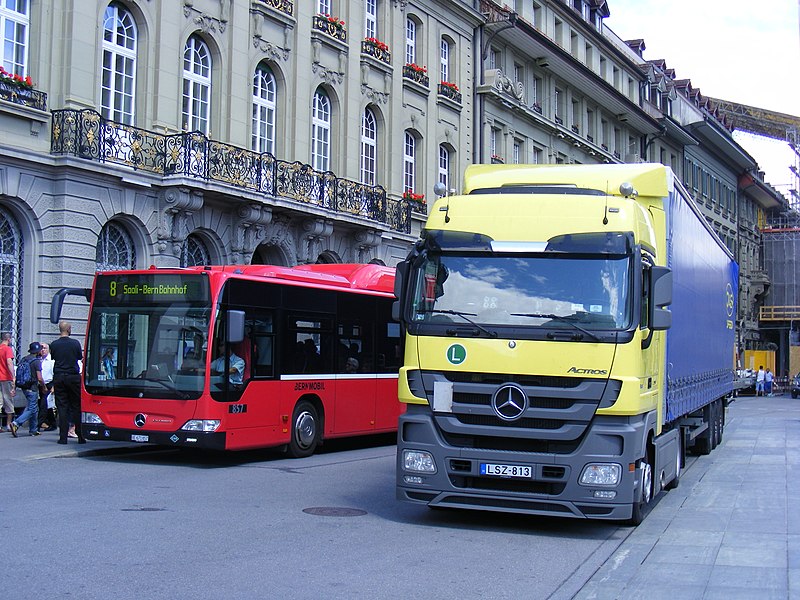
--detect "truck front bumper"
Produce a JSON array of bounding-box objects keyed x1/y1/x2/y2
[{"x1": 396, "y1": 404, "x2": 651, "y2": 521}]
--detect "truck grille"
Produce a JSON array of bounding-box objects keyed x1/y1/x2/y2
[{"x1": 416, "y1": 370, "x2": 621, "y2": 453}]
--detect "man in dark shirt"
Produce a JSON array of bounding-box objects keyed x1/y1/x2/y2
[{"x1": 50, "y1": 321, "x2": 84, "y2": 444}]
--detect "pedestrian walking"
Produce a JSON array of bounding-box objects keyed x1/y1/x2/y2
[
  {"x1": 10, "y1": 342, "x2": 46, "y2": 437},
  {"x1": 765, "y1": 368, "x2": 774, "y2": 396},
  {"x1": 0, "y1": 332, "x2": 16, "y2": 432},
  {"x1": 50, "y1": 321, "x2": 84, "y2": 444}
]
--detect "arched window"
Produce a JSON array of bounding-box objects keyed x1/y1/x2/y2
[
  {"x1": 405, "y1": 18, "x2": 417, "y2": 65},
  {"x1": 438, "y1": 145, "x2": 451, "y2": 190},
  {"x1": 182, "y1": 35, "x2": 211, "y2": 134},
  {"x1": 403, "y1": 131, "x2": 416, "y2": 192},
  {"x1": 360, "y1": 108, "x2": 377, "y2": 186},
  {"x1": 0, "y1": 0, "x2": 29, "y2": 78},
  {"x1": 96, "y1": 221, "x2": 136, "y2": 272},
  {"x1": 252, "y1": 63, "x2": 277, "y2": 154},
  {"x1": 311, "y1": 89, "x2": 331, "y2": 172},
  {"x1": 101, "y1": 2, "x2": 137, "y2": 124},
  {"x1": 181, "y1": 234, "x2": 210, "y2": 267},
  {"x1": 0, "y1": 208, "x2": 23, "y2": 350}
]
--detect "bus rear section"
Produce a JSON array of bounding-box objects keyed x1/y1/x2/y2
[{"x1": 65, "y1": 264, "x2": 402, "y2": 454}]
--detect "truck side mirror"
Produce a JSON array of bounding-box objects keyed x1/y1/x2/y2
[
  {"x1": 651, "y1": 308, "x2": 672, "y2": 330},
  {"x1": 651, "y1": 266, "x2": 672, "y2": 307},
  {"x1": 392, "y1": 261, "x2": 409, "y2": 322},
  {"x1": 650, "y1": 266, "x2": 672, "y2": 332}
]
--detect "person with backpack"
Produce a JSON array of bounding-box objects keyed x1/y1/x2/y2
[{"x1": 9, "y1": 341, "x2": 46, "y2": 437}]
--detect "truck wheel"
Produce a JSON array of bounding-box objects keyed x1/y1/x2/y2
[
  {"x1": 287, "y1": 400, "x2": 320, "y2": 458},
  {"x1": 629, "y1": 455, "x2": 653, "y2": 525}
]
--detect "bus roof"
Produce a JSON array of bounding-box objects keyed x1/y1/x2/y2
[{"x1": 104, "y1": 263, "x2": 396, "y2": 295}]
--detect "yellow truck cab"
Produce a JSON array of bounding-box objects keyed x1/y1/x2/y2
[{"x1": 393, "y1": 163, "x2": 737, "y2": 524}]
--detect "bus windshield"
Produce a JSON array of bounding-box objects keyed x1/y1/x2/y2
[
  {"x1": 409, "y1": 253, "x2": 632, "y2": 330},
  {"x1": 85, "y1": 273, "x2": 211, "y2": 399}
]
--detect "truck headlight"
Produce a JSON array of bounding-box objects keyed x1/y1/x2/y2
[
  {"x1": 580, "y1": 463, "x2": 621, "y2": 486},
  {"x1": 82, "y1": 412, "x2": 104, "y2": 425},
  {"x1": 181, "y1": 420, "x2": 220, "y2": 432},
  {"x1": 403, "y1": 450, "x2": 436, "y2": 473}
]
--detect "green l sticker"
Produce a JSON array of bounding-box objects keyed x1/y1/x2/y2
[{"x1": 446, "y1": 343, "x2": 467, "y2": 365}]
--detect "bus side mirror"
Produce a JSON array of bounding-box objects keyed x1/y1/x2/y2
[
  {"x1": 226, "y1": 310, "x2": 245, "y2": 344},
  {"x1": 50, "y1": 288, "x2": 92, "y2": 324}
]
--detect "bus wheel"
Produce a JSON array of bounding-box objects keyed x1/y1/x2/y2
[
  {"x1": 288, "y1": 400, "x2": 320, "y2": 458},
  {"x1": 629, "y1": 454, "x2": 653, "y2": 526}
]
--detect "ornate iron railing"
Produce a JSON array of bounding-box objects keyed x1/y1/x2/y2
[
  {"x1": 0, "y1": 80, "x2": 47, "y2": 111},
  {"x1": 312, "y1": 15, "x2": 347, "y2": 43},
  {"x1": 437, "y1": 83, "x2": 462, "y2": 104},
  {"x1": 362, "y1": 40, "x2": 391, "y2": 64},
  {"x1": 256, "y1": 0, "x2": 293, "y2": 16},
  {"x1": 50, "y1": 109, "x2": 409, "y2": 233},
  {"x1": 402, "y1": 64, "x2": 429, "y2": 87}
]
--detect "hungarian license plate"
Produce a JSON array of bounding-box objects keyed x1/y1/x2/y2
[
  {"x1": 131, "y1": 434, "x2": 149, "y2": 443},
  {"x1": 480, "y1": 463, "x2": 532, "y2": 478}
]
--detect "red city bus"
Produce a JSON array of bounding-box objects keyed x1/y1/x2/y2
[{"x1": 50, "y1": 263, "x2": 402, "y2": 456}]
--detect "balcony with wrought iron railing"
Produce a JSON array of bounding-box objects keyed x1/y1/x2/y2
[
  {"x1": 0, "y1": 78, "x2": 47, "y2": 112},
  {"x1": 50, "y1": 109, "x2": 409, "y2": 233}
]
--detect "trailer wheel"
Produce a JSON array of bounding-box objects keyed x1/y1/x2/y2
[
  {"x1": 710, "y1": 401, "x2": 720, "y2": 450},
  {"x1": 287, "y1": 400, "x2": 320, "y2": 458},
  {"x1": 629, "y1": 453, "x2": 653, "y2": 526}
]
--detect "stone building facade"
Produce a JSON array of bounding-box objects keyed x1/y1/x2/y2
[{"x1": 0, "y1": 0, "x2": 785, "y2": 359}]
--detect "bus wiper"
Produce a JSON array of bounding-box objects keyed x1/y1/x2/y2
[
  {"x1": 510, "y1": 312, "x2": 600, "y2": 341},
  {"x1": 428, "y1": 309, "x2": 497, "y2": 338},
  {"x1": 138, "y1": 377, "x2": 192, "y2": 399}
]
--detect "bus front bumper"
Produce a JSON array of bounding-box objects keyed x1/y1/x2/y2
[{"x1": 82, "y1": 424, "x2": 227, "y2": 450}]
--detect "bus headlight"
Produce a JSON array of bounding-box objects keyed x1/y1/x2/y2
[
  {"x1": 181, "y1": 420, "x2": 220, "y2": 432},
  {"x1": 82, "y1": 412, "x2": 104, "y2": 425},
  {"x1": 580, "y1": 463, "x2": 621, "y2": 486},
  {"x1": 403, "y1": 450, "x2": 436, "y2": 473}
]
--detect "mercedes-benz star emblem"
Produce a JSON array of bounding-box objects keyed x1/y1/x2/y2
[
  {"x1": 491, "y1": 384, "x2": 528, "y2": 421},
  {"x1": 134, "y1": 413, "x2": 147, "y2": 428}
]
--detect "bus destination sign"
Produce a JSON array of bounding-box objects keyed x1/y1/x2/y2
[{"x1": 95, "y1": 274, "x2": 209, "y2": 304}]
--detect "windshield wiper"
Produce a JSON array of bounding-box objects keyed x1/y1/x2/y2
[
  {"x1": 428, "y1": 309, "x2": 497, "y2": 338},
  {"x1": 135, "y1": 377, "x2": 192, "y2": 399},
  {"x1": 510, "y1": 312, "x2": 600, "y2": 341}
]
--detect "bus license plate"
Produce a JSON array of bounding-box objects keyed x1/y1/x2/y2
[
  {"x1": 480, "y1": 463, "x2": 532, "y2": 478},
  {"x1": 131, "y1": 434, "x2": 149, "y2": 443}
]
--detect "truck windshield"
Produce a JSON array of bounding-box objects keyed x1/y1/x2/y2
[
  {"x1": 409, "y1": 253, "x2": 632, "y2": 330},
  {"x1": 84, "y1": 274, "x2": 211, "y2": 399}
]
